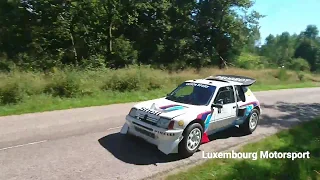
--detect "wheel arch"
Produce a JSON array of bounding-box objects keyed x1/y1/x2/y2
[
  {"x1": 183, "y1": 119, "x2": 205, "y2": 135},
  {"x1": 254, "y1": 105, "x2": 261, "y2": 115}
]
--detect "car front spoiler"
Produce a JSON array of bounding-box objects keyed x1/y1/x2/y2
[{"x1": 120, "y1": 115, "x2": 184, "y2": 155}]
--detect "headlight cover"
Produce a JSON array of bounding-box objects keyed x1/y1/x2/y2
[
  {"x1": 128, "y1": 108, "x2": 137, "y2": 117},
  {"x1": 157, "y1": 117, "x2": 172, "y2": 129}
]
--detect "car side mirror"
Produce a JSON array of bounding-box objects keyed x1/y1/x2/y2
[{"x1": 211, "y1": 103, "x2": 223, "y2": 109}]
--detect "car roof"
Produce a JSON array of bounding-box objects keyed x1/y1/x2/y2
[{"x1": 185, "y1": 78, "x2": 242, "y2": 87}]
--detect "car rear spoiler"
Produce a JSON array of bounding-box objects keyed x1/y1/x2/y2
[{"x1": 205, "y1": 75, "x2": 256, "y2": 86}]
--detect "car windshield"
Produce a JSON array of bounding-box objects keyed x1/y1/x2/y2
[{"x1": 166, "y1": 82, "x2": 216, "y2": 105}]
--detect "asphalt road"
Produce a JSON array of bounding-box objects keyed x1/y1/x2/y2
[{"x1": 1, "y1": 87, "x2": 320, "y2": 180}]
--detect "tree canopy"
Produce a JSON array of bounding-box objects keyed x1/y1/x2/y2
[{"x1": 0, "y1": 0, "x2": 319, "y2": 72}]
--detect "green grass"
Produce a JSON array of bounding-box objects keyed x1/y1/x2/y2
[
  {"x1": 166, "y1": 118, "x2": 320, "y2": 180},
  {"x1": 0, "y1": 66, "x2": 319, "y2": 116},
  {"x1": 0, "y1": 88, "x2": 173, "y2": 116}
]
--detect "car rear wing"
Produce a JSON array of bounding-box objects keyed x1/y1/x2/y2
[{"x1": 205, "y1": 75, "x2": 256, "y2": 86}]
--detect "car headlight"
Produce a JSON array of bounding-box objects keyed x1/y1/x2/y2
[
  {"x1": 157, "y1": 117, "x2": 172, "y2": 129},
  {"x1": 128, "y1": 108, "x2": 137, "y2": 117}
]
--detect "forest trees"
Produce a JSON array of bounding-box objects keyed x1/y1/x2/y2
[
  {"x1": 0, "y1": 0, "x2": 320, "y2": 72},
  {"x1": 259, "y1": 25, "x2": 320, "y2": 72}
]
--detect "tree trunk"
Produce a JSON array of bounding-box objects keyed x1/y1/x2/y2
[
  {"x1": 70, "y1": 30, "x2": 77, "y2": 61},
  {"x1": 219, "y1": 55, "x2": 227, "y2": 69},
  {"x1": 60, "y1": 14, "x2": 78, "y2": 61},
  {"x1": 109, "y1": 21, "x2": 113, "y2": 53},
  {"x1": 219, "y1": 58, "x2": 224, "y2": 69},
  {"x1": 216, "y1": 1, "x2": 229, "y2": 69}
]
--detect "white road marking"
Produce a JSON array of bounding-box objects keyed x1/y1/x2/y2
[
  {"x1": 106, "y1": 126, "x2": 122, "y2": 131},
  {"x1": 0, "y1": 140, "x2": 48, "y2": 151},
  {"x1": 0, "y1": 126, "x2": 121, "y2": 151}
]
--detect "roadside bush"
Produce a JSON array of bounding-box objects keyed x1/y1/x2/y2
[
  {"x1": 44, "y1": 72, "x2": 82, "y2": 98},
  {"x1": 15, "y1": 72, "x2": 47, "y2": 95},
  {"x1": 138, "y1": 66, "x2": 167, "y2": 90},
  {"x1": 80, "y1": 54, "x2": 107, "y2": 69},
  {"x1": 145, "y1": 76, "x2": 164, "y2": 90},
  {"x1": 102, "y1": 71, "x2": 140, "y2": 92},
  {"x1": 289, "y1": 58, "x2": 310, "y2": 72},
  {"x1": 235, "y1": 53, "x2": 264, "y2": 69},
  {"x1": 101, "y1": 65, "x2": 168, "y2": 92},
  {"x1": 0, "y1": 61, "x2": 11, "y2": 72},
  {"x1": 275, "y1": 68, "x2": 290, "y2": 81},
  {"x1": 1, "y1": 66, "x2": 320, "y2": 108},
  {"x1": 297, "y1": 72, "x2": 306, "y2": 81},
  {"x1": 0, "y1": 82, "x2": 25, "y2": 105}
]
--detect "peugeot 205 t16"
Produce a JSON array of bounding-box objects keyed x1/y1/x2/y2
[{"x1": 120, "y1": 75, "x2": 261, "y2": 157}]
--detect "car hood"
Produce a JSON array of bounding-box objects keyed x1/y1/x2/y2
[{"x1": 133, "y1": 97, "x2": 202, "y2": 119}]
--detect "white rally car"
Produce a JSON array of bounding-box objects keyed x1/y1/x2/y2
[{"x1": 120, "y1": 75, "x2": 261, "y2": 157}]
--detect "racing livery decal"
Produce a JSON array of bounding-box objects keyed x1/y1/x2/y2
[
  {"x1": 121, "y1": 74, "x2": 261, "y2": 157},
  {"x1": 196, "y1": 110, "x2": 213, "y2": 143},
  {"x1": 140, "y1": 107, "x2": 162, "y2": 116},
  {"x1": 240, "y1": 101, "x2": 259, "y2": 107},
  {"x1": 245, "y1": 104, "x2": 254, "y2": 117},
  {"x1": 159, "y1": 104, "x2": 187, "y2": 112},
  {"x1": 239, "y1": 101, "x2": 259, "y2": 119}
]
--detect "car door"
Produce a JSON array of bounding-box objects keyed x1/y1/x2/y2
[
  {"x1": 208, "y1": 86, "x2": 237, "y2": 132},
  {"x1": 234, "y1": 85, "x2": 247, "y2": 117}
]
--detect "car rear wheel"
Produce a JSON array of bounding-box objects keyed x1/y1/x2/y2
[
  {"x1": 239, "y1": 109, "x2": 259, "y2": 134},
  {"x1": 178, "y1": 123, "x2": 203, "y2": 158}
]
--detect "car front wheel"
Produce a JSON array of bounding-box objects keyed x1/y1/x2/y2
[{"x1": 178, "y1": 123, "x2": 203, "y2": 158}]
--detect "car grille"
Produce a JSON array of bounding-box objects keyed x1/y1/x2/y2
[
  {"x1": 134, "y1": 126, "x2": 155, "y2": 139},
  {"x1": 137, "y1": 113, "x2": 158, "y2": 126}
]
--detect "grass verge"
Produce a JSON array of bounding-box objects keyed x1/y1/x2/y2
[
  {"x1": 166, "y1": 118, "x2": 320, "y2": 180},
  {"x1": 0, "y1": 66, "x2": 319, "y2": 116}
]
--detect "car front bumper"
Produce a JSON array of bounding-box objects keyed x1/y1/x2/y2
[{"x1": 120, "y1": 115, "x2": 184, "y2": 154}]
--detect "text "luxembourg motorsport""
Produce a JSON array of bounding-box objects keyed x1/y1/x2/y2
[{"x1": 202, "y1": 150, "x2": 310, "y2": 161}]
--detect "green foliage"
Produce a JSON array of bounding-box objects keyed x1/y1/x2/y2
[
  {"x1": 108, "y1": 36, "x2": 138, "y2": 68},
  {"x1": 2, "y1": 1, "x2": 320, "y2": 72},
  {"x1": 0, "y1": 0, "x2": 263, "y2": 70},
  {"x1": 259, "y1": 25, "x2": 320, "y2": 72},
  {"x1": 44, "y1": 71, "x2": 82, "y2": 98},
  {"x1": 289, "y1": 58, "x2": 310, "y2": 72},
  {"x1": 275, "y1": 68, "x2": 289, "y2": 81},
  {"x1": 297, "y1": 72, "x2": 306, "y2": 81},
  {"x1": 0, "y1": 60, "x2": 11, "y2": 72},
  {"x1": 80, "y1": 55, "x2": 107, "y2": 70},
  {"x1": 101, "y1": 66, "x2": 165, "y2": 92},
  {"x1": 103, "y1": 73, "x2": 140, "y2": 92},
  {"x1": 0, "y1": 71, "x2": 48, "y2": 104},
  {"x1": 0, "y1": 82, "x2": 24, "y2": 105},
  {"x1": 294, "y1": 38, "x2": 320, "y2": 72},
  {"x1": 235, "y1": 53, "x2": 265, "y2": 69},
  {"x1": 166, "y1": 118, "x2": 320, "y2": 180},
  {"x1": 0, "y1": 67, "x2": 320, "y2": 115},
  {"x1": 146, "y1": 76, "x2": 163, "y2": 90}
]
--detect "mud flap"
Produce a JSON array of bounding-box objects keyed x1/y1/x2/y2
[
  {"x1": 201, "y1": 132, "x2": 210, "y2": 144},
  {"x1": 158, "y1": 136, "x2": 183, "y2": 154},
  {"x1": 120, "y1": 123, "x2": 129, "y2": 134}
]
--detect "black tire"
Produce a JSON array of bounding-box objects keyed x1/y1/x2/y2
[
  {"x1": 178, "y1": 123, "x2": 203, "y2": 158},
  {"x1": 239, "y1": 108, "x2": 260, "y2": 134}
]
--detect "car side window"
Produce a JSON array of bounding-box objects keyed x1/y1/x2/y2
[
  {"x1": 214, "y1": 86, "x2": 235, "y2": 104},
  {"x1": 235, "y1": 85, "x2": 246, "y2": 102}
]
